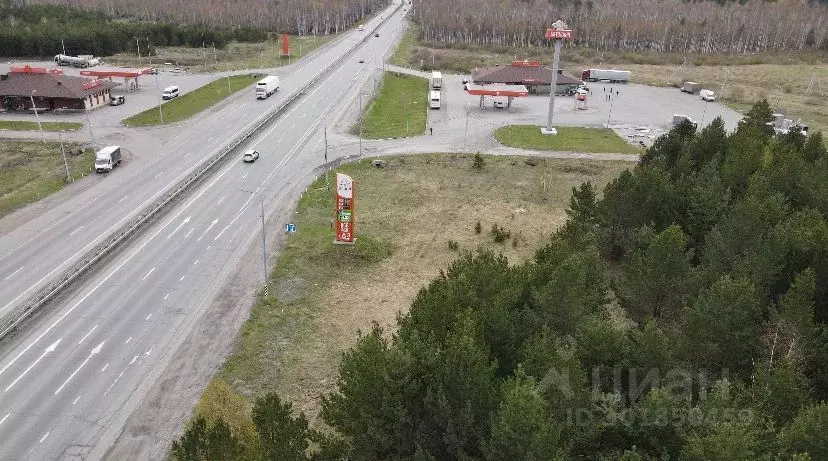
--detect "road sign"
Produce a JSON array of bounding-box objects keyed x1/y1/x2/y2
[
  {"x1": 546, "y1": 29, "x2": 573, "y2": 40},
  {"x1": 286, "y1": 223, "x2": 296, "y2": 233}
]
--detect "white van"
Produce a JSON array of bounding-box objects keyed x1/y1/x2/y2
[
  {"x1": 95, "y1": 146, "x2": 122, "y2": 173},
  {"x1": 161, "y1": 86, "x2": 180, "y2": 100},
  {"x1": 700, "y1": 89, "x2": 716, "y2": 102},
  {"x1": 358, "y1": 25, "x2": 364, "y2": 31},
  {"x1": 429, "y1": 91, "x2": 441, "y2": 109}
]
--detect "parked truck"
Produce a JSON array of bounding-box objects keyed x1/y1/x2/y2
[
  {"x1": 255, "y1": 76, "x2": 280, "y2": 99},
  {"x1": 431, "y1": 71, "x2": 442, "y2": 90},
  {"x1": 54, "y1": 54, "x2": 99, "y2": 68},
  {"x1": 681, "y1": 81, "x2": 702, "y2": 94},
  {"x1": 700, "y1": 89, "x2": 716, "y2": 102},
  {"x1": 429, "y1": 90, "x2": 441, "y2": 109},
  {"x1": 95, "y1": 146, "x2": 122, "y2": 174},
  {"x1": 581, "y1": 68, "x2": 630, "y2": 83}
]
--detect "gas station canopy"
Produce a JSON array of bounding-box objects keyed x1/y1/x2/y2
[
  {"x1": 79, "y1": 68, "x2": 155, "y2": 78},
  {"x1": 465, "y1": 84, "x2": 529, "y2": 97}
]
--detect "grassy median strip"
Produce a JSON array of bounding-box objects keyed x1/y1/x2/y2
[
  {"x1": 203, "y1": 154, "x2": 631, "y2": 425},
  {"x1": 0, "y1": 140, "x2": 93, "y2": 217},
  {"x1": 121, "y1": 74, "x2": 259, "y2": 126},
  {"x1": 0, "y1": 121, "x2": 83, "y2": 132},
  {"x1": 353, "y1": 72, "x2": 429, "y2": 138},
  {"x1": 494, "y1": 125, "x2": 642, "y2": 154}
]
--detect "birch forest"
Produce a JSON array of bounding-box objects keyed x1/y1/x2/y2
[
  {"x1": 28, "y1": 0, "x2": 388, "y2": 35},
  {"x1": 411, "y1": 0, "x2": 828, "y2": 53}
]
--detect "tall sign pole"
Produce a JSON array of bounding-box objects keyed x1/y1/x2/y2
[
  {"x1": 542, "y1": 20, "x2": 573, "y2": 136},
  {"x1": 334, "y1": 173, "x2": 356, "y2": 245}
]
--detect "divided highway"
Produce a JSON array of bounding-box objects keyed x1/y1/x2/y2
[{"x1": 0, "y1": 2, "x2": 406, "y2": 459}]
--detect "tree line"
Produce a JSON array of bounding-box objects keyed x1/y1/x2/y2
[
  {"x1": 410, "y1": 0, "x2": 828, "y2": 53},
  {"x1": 0, "y1": 0, "x2": 265, "y2": 58},
  {"x1": 172, "y1": 102, "x2": 828, "y2": 460},
  {"x1": 29, "y1": 0, "x2": 388, "y2": 36}
]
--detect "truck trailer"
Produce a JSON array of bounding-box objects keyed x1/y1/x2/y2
[
  {"x1": 431, "y1": 71, "x2": 442, "y2": 90},
  {"x1": 54, "y1": 54, "x2": 99, "y2": 68},
  {"x1": 681, "y1": 82, "x2": 702, "y2": 94},
  {"x1": 581, "y1": 68, "x2": 630, "y2": 83},
  {"x1": 255, "y1": 76, "x2": 280, "y2": 99}
]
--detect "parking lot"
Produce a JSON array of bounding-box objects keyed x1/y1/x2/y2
[{"x1": 427, "y1": 72, "x2": 744, "y2": 147}]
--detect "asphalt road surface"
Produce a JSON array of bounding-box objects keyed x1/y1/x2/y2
[{"x1": 0, "y1": 2, "x2": 406, "y2": 459}]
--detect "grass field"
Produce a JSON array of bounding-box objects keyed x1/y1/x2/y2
[
  {"x1": 389, "y1": 33, "x2": 828, "y2": 134},
  {"x1": 121, "y1": 74, "x2": 259, "y2": 126},
  {"x1": 205, "y1": 153, "x2": 631, "y2": 424},
  {"x1": 106, "y1": 36, "x2": 334, "y2": 73},
  {"x1": 0, "y1": 121, "x2": 83, "y2": 132},
  {"x1": 0, "y1": 140, "x2": 93, "y2": 217},
  {"x1": 494, "y1": 125, "x2": 642, "y2": 154},
  {"x1": 352, "y1": 72, "x2": 429, "y2": 138}
]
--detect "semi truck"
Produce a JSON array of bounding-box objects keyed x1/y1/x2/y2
[
  {"x1": 681, "y1": 81, "x2": 702, "y2": 94},
  {"x1": 429, "y1": 91, "x2": 441, "y2": 109},
  {"x1": 431, "y1": 71, "x2": 442, "y2": 90},
  {"x1": 54, "y1": 54, "x2": 100, "y2": 68},
  {"x1": 581, "y1": 68, "x2": 630, "y2": 83},
  {"x1": 255, "y1": 76, "x2": 280, "y2": 99},
  {"x1": 95, "y1": 146, "x2": 122, "y2": 174}
]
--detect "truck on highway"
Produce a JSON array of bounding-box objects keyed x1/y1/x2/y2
[
  {"x1": 581, "y1": 68, "x2": 630, "y2": 83},
  {"x1": 255, "y1": 76, "x2": 280, "y2": 99},
  {"x1": 429, "y1": 91, "x2": 441, "y2": 109},
  {"x1": 53, "y1": 54, "x2": 99, "y2": 68},
  {"x1": 94, "y1": 146, "x2": 122, "y2": 173},
  {"x1": 681, "y1": 81, "x2": 702, "y2": 94},
  {"x1": 431, "y1": 71, "x2": 442, "y2": 90}
]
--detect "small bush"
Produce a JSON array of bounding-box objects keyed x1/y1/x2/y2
[
  {"x1": 473, "y1": 152, "x2": 486, "y2": 170},
  {"x1": 491, "y1": 224, "x2": 511, "y2": 243},
  {"x1": 447, "y1": 240, "x2": 459, "y2": 251},
  {"x1": 474, "y1": 221, "x2": 482, "y2": 234}
]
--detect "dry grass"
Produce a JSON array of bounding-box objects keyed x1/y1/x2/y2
[
  {"x1": 390, "y1": 35, "x2": 828, "y2": 134},
  {"x1": 105, "y1": 36, "x2": 334, "y2": 73},
  {"x1": 212, "y1": 154, "x2": 630, "y2": 425}
]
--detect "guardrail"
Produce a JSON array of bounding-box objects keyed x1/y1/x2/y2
[{"x1": 0, "y1": 2, "x2": 403, "y2": 340}]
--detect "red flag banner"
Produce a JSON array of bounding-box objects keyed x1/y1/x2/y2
[
  {"x1": 281, "y1": 33, "x2": 289, "y2": 56},
  {"x1": 334, "y1": 173, "x2": 355, "y2": 244}
]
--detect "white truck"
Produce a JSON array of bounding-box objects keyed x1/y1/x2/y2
[
  {"x1": 255, "y1": 76, "x2": 280, "y2": 99},
  {"x1": 431, "y1": 71, "x2": 442, "y2": 90},
  {"x1": 581, "y1": 68, "x2": 630, "y2": 83},
  {"x1": 95, "y1": 146, "x2": 122, "y2": 174},
  {"x1": 672, "y1": 114, "x2": 698, "y2": 128},
  {"x1": 681, "y1": 81, "x2": 702, "y2": 94},
  {"x1": 700, "y1": 89, "x2": 716, "y2": 102},
  {"x1": 54, "y1": 54, "x2": 99, "y2": 68},
  {"x1": 429, "y1": 91, "x2": 441, "y2": 109}
]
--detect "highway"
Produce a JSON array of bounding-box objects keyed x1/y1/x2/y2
[
  {"x1": 0, "y1": 6, "x2": 394, "y2": 327},
  {"x1": 0, "y1": 2, "x2": 406, "y2": 459}
]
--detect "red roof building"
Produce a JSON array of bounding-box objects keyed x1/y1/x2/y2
[
  {"x1": 472, "y1": 60, "x2": 582, "y2": 95},
  {"x1": 0, "y1": 66, "x2": 118, "y2": 112}
]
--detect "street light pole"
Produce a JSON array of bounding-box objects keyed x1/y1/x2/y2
[
  {"x1": 59, "y1": 131, "x2": 71, "y2": 182},
  {"x1": 463, "y1": 103, "x2": 470, "y2": 152},
  {"x1": 359, "y1": 91, "x2": 363, "y2": 160},
  {"x1": 136, "y1": 37, "x2": 141, "y2": 68},
  {"x1": 30, "y1": 90, "x2": 45, "y2": 144},
  {"x1": 154, "y1": 71, "x2": 164, "y2": 124},
  {"x1": 242, "y1": 189, "x2": 268, "y2": 295},
  {"x1": 701, "y1": 99, "x2": 709, "y2": 126},
  {"x1": 85, "y1": 108, "x2": 96, "y2": 147}
]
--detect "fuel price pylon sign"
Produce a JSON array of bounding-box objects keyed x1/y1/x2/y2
[{"x1": 334, "y1": 173, "x2": 355, "y2": 244}]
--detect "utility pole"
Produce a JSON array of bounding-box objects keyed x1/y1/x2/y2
[
  {"x1": 260, "y1": 50, "x2": 264, "y2": 73},
  {"x1": 154, "y1": 71, "x2": 164, "y2": 124},
  {"x1": 701, "y1": 99, "x2": 709, "y2": 126},
  {"x1": 85, "y1": 108, "x2": 96, "y2": 147},
  {"x1": 358, "y1": 91, "x2": 363, "y2": 160},
  {"x1": 463, "y1": 103, "x2": 470, "y2": 152},
  {"x1": 324, "y1": 126, "x2": 330, "y2": 191},
  {"x1": 212, "y1": 42, "x2": 218, "y2": 65},
  {"x1": 242, "y1": 189, "x2": 268, "y2": 296},
  {"x1": 225, "y1": 55, "x2": 232, "y2": 95},
  {"x1": 136, "y1": 37, "x2": 141, "y2": 67},
  {"x1": 59, "y1": 131, "x2": 71, "y2": 182},
  {"x1": 30, "y1": 90, "x2": 45, "y2": 144},
  {"x1": 61, "y1": 38, "x2": 66, "y2": 56}
]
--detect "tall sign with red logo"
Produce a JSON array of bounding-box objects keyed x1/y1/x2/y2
[
  {"x1": 334, "y1": 173, "x2": 355, "y2": 244},
  {"x1": 281, "y1": 33, "x2": 290, "y2": 57}
]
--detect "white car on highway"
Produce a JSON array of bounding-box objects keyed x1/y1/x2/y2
[{"x1": 242, "y1": 149, "x2": 260, "y2": 163}]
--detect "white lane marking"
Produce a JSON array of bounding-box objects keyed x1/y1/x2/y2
[
  {"x1": 207, "y1": 136, "x2": 215, "y2": 143},
  {"x1": 167, "y1": 216, "x2": 191, "y2": 239},
  {"x1": 276, "y1": 138, "x2": 282, "y2": 143},
  {"x1": 125, "y1": 337, "x2": 132, "y2": 344},
  {"x1": 184, "y1": 227, "x2": 195, "y2": 239},
  {"x1": 39, "y1": 431, "x2": 50, "y2": 443},
  {"x1": 206, "y1": 246, "x2": 211, "y2": 250},
  {"x1": 54, "y1": 341, "x2": 104, "y2": 395},
  {"x1": 196, "y1": 219, "x2": 218, "y2": 241},
  {"x1": 5, "y1": 338, "x2": 61, "y2": 392},
  {"x1": 78, "y1": 324, "x2": 98, "y2": 345},
  {"x1": 145, "y1": 313, "x2": 152, "y2": 320},
  {"x1": 301, "y1": 113, "x2": 307, "y2": 118},
  {"x1": 179, "y1": 275, "x2": 185, "y2": 281},
  {"x1": 0, "y1": 412, "x2": 9, "y2": 426},
  {"x1": 193, "y1": 259, "x2": 199, "y2": 265},
  {"x1": 154, "y1": 171, "x2": 163, "y2": 178},
  {"x1": 217, "y1": 196, "x2": 225, "y2": 205},
  {"x1": 100, "y1": 363, "x2": 109, "y2": 373},
  {"x1": 69, "y1": 226, "x2": 84, "y2": 237},
  {"x1": 4, "y1": 266, "x2": 23, "y2": 280},
  {"x1": 242, "y1": 172, "x2": 248, "y2": 179},
  {"x1": 129, "y1": 355, "x2": 138, "y2": 365},
  {"x1": 163, "y1": 293, "x2": 170, "y2": 300},
  {"x1": 117, "y1": 195, "x2": 128, "y2": 203},
  {"x1": 145, "y1": 347, "x2": 153, "y2": 357},
  {"x1": 72, "y1": 395, "x2": 81, "y2": 405},
  {"x1": 290, "y1": 123, "x2": 296, "y2": 129},
  {"x1": 142, "y1": 267, "x2": 155, "y2": 281}
]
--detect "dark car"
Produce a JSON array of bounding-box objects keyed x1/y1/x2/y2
[
  {"x1": 375, "y1": 33, "x2": 380, "y2": 37},
  {"x1": 110, "y1": 96, "x2": 125, "y2": 106},
  {"x1": 358, "y1": 58, "x2": 365, "y2": 63}
]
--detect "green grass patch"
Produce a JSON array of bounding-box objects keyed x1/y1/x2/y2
[
  {"x1": 0, "y1": 120, "x2": 83, "y2": 131},
  {"x1": 389, "y1": 22, "x2": 420, "y2": 68},
  {"x1": 0, "y1": 140, "x2": 94, "y2": 217},
  {"x1": 121, "y1": 74, "x2": 259, "y2": 126},
  {"x1": 494, "y1": 125, "x2": 642, "y2": 154},
  {"x1": 353, "y1": 72, "x2": 429, "y2": 138}
]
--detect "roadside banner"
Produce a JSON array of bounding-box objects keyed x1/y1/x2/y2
[
  {"x1": 281, "y1": 33, "x2": 289, "y2": 56},
  {"x1": 334, "y1": 173, "x2": 355, "y2": 244}
]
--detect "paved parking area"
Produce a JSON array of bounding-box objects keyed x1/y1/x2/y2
[{"x1": 424, "y1": 71, "x2": 744, "y2": 148}]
